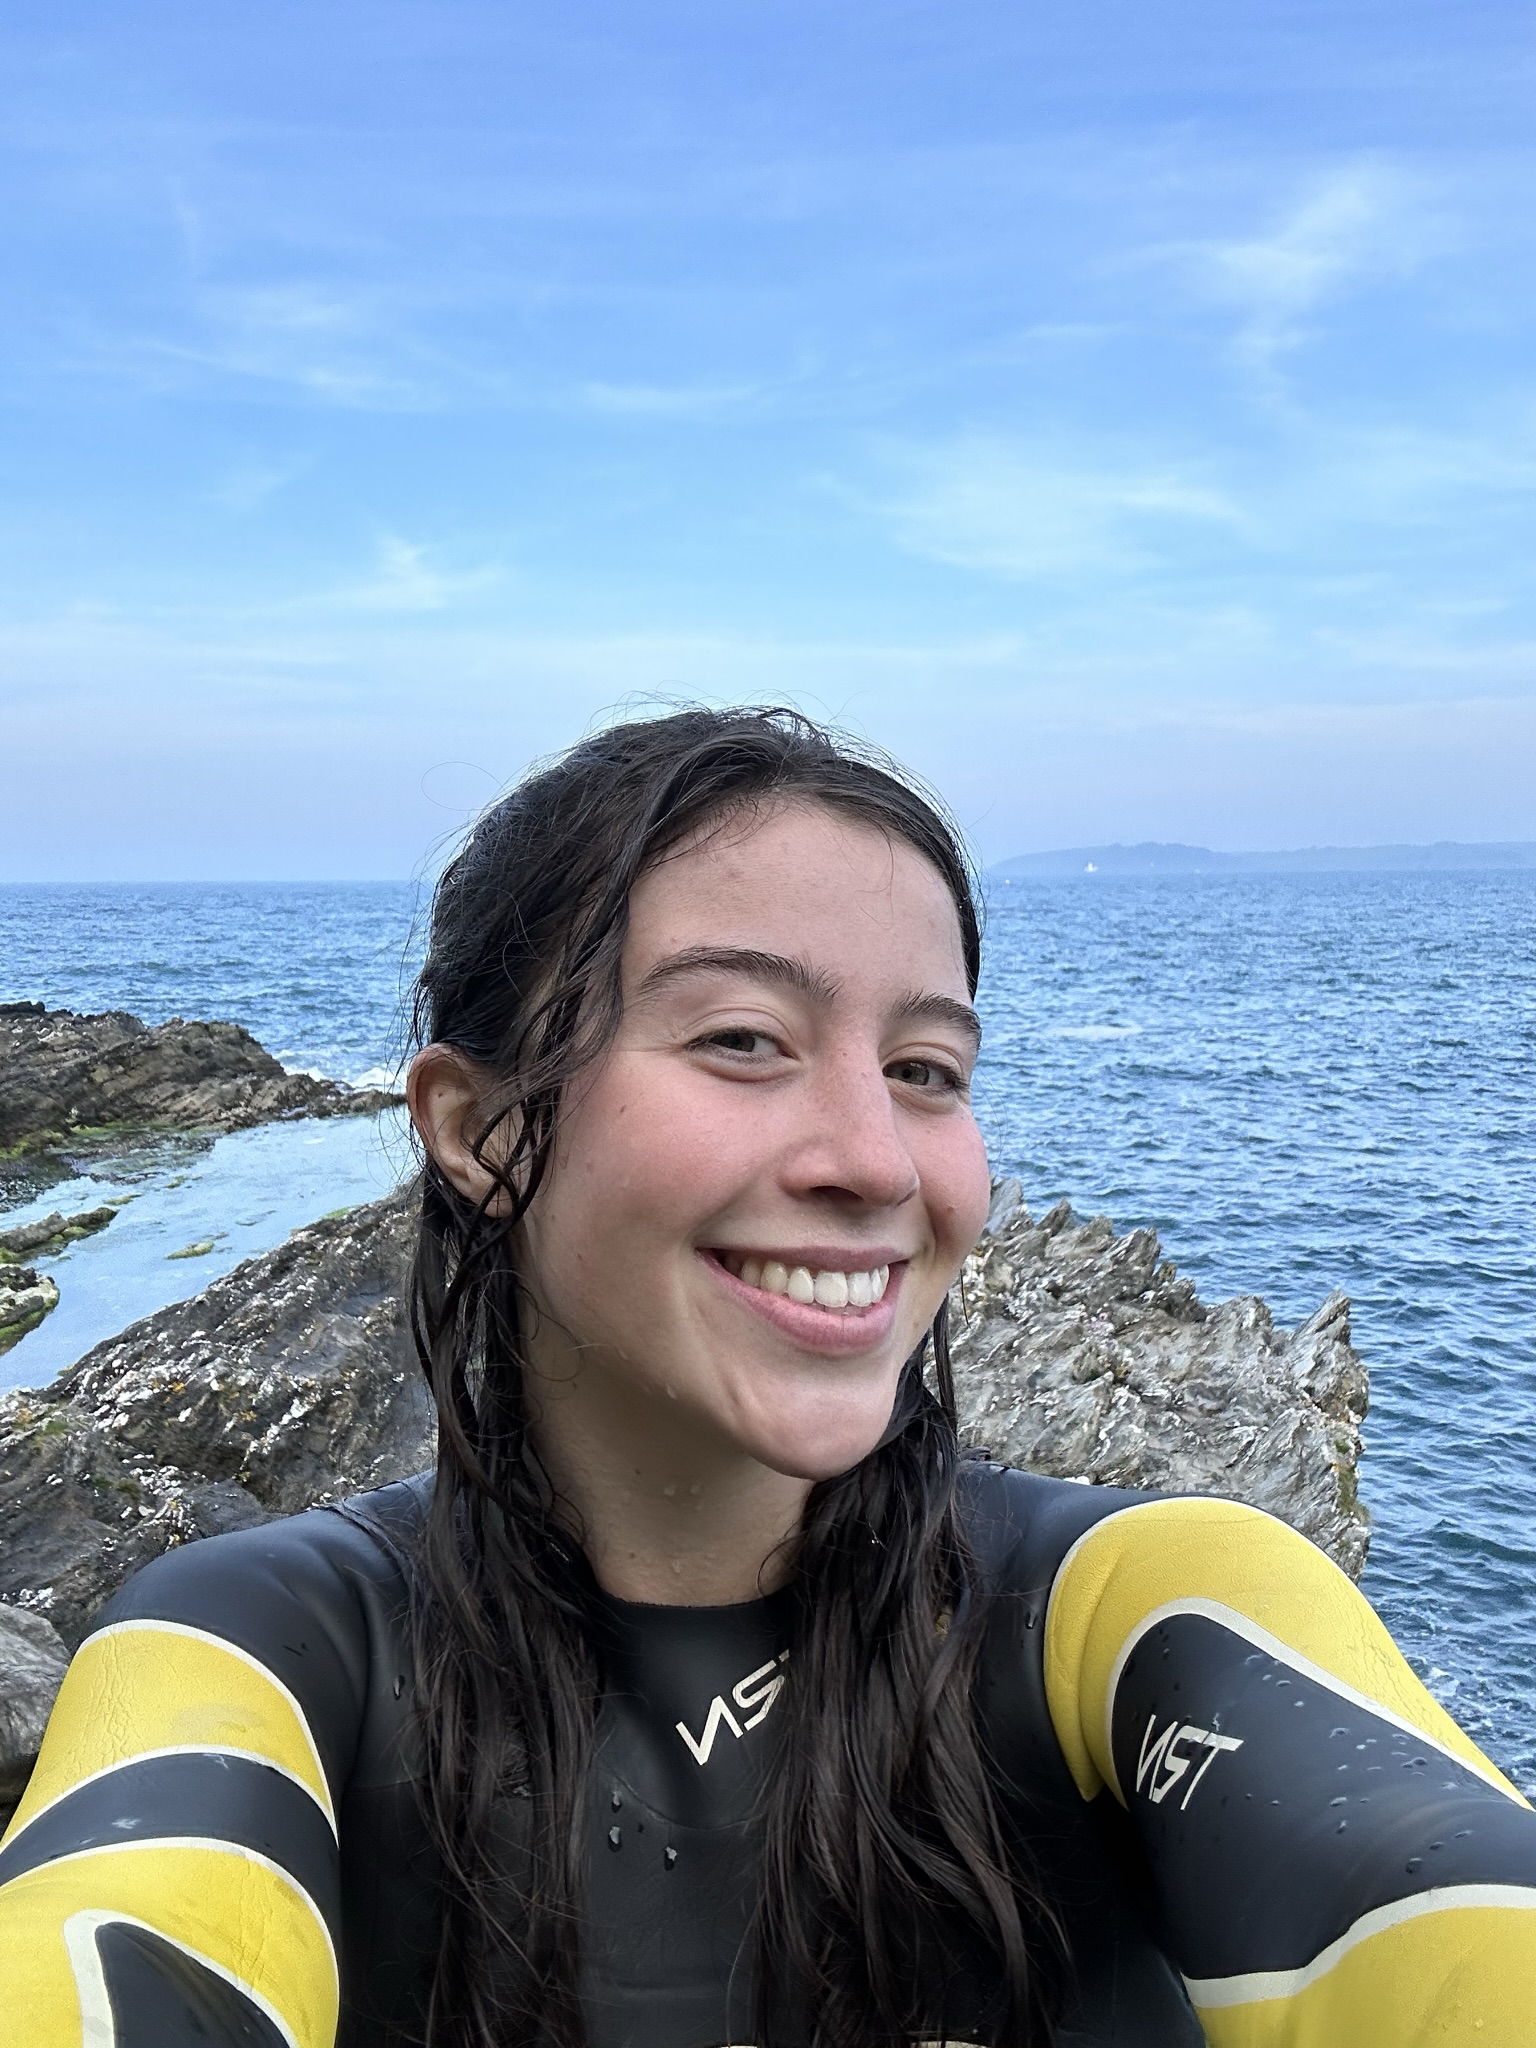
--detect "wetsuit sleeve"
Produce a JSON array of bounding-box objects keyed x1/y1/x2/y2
[
  {"x1": 0, "y1": 1510, "x2": 384, "y2": 2048},
  {"x1": 1041, "y1": 1496, "x2": 1536, "y2": 2047}
]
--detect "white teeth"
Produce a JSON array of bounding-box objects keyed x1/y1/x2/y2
[
  {"x1": 813, "y1": 1270, "x2": 849, "y2": 1309},
  {"x1": 728, "y1": 1256, "x2": 893, "y2": 1311}
]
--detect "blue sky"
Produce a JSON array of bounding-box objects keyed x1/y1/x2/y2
[{"x1": 3, "y1": 0, "x2": 1534, "y2": 878}]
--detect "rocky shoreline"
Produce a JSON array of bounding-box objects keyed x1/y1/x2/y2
[
  {"x1": 0, "y1": 1001, "x2": 401, "y2": 1160},
  {"x1": 0, "y1": 1170, "x2": 1369, "y2": 1820}
]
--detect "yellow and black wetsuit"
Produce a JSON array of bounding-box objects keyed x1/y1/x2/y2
[{"x1": 2, "y1": 1463, "x2": 1533, "y2": 2046}]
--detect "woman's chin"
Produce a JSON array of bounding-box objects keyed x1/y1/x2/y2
[{"x1": 737, "y1": 1399, "x2": 900, "y2": 1485}]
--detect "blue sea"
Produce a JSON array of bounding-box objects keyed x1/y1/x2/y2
[{"x1": 1, "y1": 874, "x2": 1532, "y2": 1793}]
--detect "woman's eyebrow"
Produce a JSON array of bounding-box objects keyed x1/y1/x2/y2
[
  {"x1": 634, "y1": 946, "x2": 982, "y2": 1045},
  {"x1": 636, "y1": 945, "x2": 839, "y2": 1004},
  {"x1": 892, "y1": 991, "x2": 983, "y2": 1048}
]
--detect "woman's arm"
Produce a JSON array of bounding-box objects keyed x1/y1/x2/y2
[
  {"x1": 0, "y1": 1508, "x2": 389, "y2": 2048},
  {"x1": 1042, "y1": 1496, "x2": 1536, "y2": 2047}
]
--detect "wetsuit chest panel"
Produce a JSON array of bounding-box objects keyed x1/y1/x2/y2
[{"x1": 582, "y1": 1589, "x2": 792, "y2": 2048}]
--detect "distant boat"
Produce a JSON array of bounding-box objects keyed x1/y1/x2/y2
[{"x1": 1084, "y1": 862, "x2": 1098, "y2": 873}]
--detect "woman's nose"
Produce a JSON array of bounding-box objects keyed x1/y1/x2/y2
[{"x1": 787, "y1": 1054, "x2": 921, "y2": 1210}]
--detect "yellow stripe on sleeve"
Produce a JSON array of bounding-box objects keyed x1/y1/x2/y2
[
  {"x1": 0, "y1": 1839, "x2": 339, "y2": 2048},
  {"x1": 2, "y1": 1620, "x2": 334, "y2": 1848},
  {"x1": 1041, "y1": 1498, "x2": 1527, "y2": 1808},
  {"x1": 1188, "y1": 1888, "x2": 1536, "y2": 2048}
]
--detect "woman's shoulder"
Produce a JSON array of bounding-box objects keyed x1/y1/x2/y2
[
  {"x1": 955, "y1": 1457, "x2": 1162, "y2": 1596},
  {"x1": 86, "y1": 1472, "x2": 434, "y2": 1795},
  {"x1": 100, "y1": 1470, "x2": 431, "y2": 1632}
]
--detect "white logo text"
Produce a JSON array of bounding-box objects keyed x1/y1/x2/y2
[
  {"x1": 675, "y1": 1652, "x2": 789, "y2": 1766},
  {"x1": 1135, "y1": 1713, "x2": 1244, "y2": 1810}
]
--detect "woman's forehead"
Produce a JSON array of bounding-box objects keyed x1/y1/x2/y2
[{"x1": 625, "y1": 801, "x2": 970, "y2": 988}]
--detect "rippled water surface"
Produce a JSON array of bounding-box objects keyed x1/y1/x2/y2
[
  {"x1": 3, "y1": 874, "x2": 1533, "y2": 1788},
  {"x1": 0, "y1": 881, "x2": 426, "y2": 1088}
]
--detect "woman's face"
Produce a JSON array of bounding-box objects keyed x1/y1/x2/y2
[{"x1": 517, "y1": 799, "x2": 993, "y2": 1483}]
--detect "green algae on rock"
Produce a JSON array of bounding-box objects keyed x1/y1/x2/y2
[{"x1": 0, "y1": 1267, "x2": 60, "y2": 1356}]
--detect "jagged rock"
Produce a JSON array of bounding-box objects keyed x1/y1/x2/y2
[
  {"x1": 0, "y1": 1266, "x2": 60, "y2": 1356},
  {"x1": 0, "y1": 1189, "x2": 427, "y2": 1654},
  {"x1": 0, "y1": 1001, "x2": 401, "y2": 1158},
  {"x1": 951, "y1": 1183, "x2": 1369, "y2": 1579},
  {"x1": 0, "y1": 1176, "x2": 1369, "y2": 1825},
  {"x1": 0, "y1": 1204, "x2": 119, "y2": 1263},
  {"x1": 0, "y1": 1606, "x2": 71, "y2": 1808}
]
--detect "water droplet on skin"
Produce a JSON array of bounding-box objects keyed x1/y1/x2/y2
[
  {"x1": 607, "y1": 1826, "x2": 622, "y2": 1851},
  {"x1": 664, "y1": 1846, "x2": 678, "y2": 1869},
  {"x1": 611, "y1": 1791, "x2": 622, "y2": 1811}
]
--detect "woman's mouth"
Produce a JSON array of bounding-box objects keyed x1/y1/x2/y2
[{"x1": 714, "y1": 1250, "x2": 891, "y2": 1312}]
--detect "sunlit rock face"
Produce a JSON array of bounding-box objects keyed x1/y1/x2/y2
[
  {"x1": 950, "y1": 1182, "x2": 1369, "y2": 1579},
  {"x1": 0, "y1": 1177, "x2": 1368, "y2": 1821}
]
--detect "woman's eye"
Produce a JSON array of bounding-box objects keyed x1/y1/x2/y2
[
  {"x1": 697, "y1": 1027, "x2": 780, "y2": 1058},
  {"x1": 886, "y1": 1057, "x2": 964, "y2": 1094}
]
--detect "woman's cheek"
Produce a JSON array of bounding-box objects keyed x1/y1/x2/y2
[{"x1": 928, "y1": 1113, "x2": 993, "y2": 1266}]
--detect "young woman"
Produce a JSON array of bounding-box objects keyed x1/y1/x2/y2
[{"x1": 3, "y1": 707, "x2": 1533, "y2": 2048}]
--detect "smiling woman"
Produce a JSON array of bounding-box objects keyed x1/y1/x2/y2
[{"x1": 2, "y1": 707, "x2": 1534, "y2": 2048}]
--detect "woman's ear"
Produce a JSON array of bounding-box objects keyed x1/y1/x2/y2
[{"x1": 407, "y1": 1044, "x2": 516, "y2": 1215}]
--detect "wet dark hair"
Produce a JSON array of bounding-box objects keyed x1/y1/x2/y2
[{"x1": 408, "y1": 706, "x2": 1059, "y2": 2047}]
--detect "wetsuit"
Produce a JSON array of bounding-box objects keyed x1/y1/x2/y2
[{"x1": 3, "y1": 1462, "x2": 1534, "y2": 2046}]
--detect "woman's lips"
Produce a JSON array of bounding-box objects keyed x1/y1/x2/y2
[{"x1": 701, "y1": 1249, "x2": 906, "y2": 1354}]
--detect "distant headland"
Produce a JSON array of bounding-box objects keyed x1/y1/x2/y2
[{"x1": 991, "y1": 840, "x2": 1536, "y2": 878}]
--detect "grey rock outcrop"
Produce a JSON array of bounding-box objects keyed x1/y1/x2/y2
[
  {"x1": 0, "y1": 1177, "x2": 1368, "y2": 1823},
  {"x1": 0, "y1": 1606, "x2": 71, "y2": 1809},
  {"x1": 0, "y1": 1265, "x2": 61, "y2": 1357},
  {"x1": 0, "y1": 1205, "x2": 118, "y2": 1261},
  {"x1": 952, "y1": 1183, "x2": 1369, "y2": 1578},
  {"x1": 0, "y1": 1206, "x2": 121, "y2": 1353},
  {"x1": 0, "y1": 1001, "x2": 401, "y2": 1158},
  {"x1": 0, "y1": 1189, "x2": 427, "y2": 1653}
]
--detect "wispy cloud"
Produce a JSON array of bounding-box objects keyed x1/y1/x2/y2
[
  {"x1": 64, "y1": 275, "x2": 480, "y2": 411},
  {"x1": 578, "y1": 379, "x2": 764, "y2": 419},
  {"x1": 206, "y1": 454, "x2": 311, "y2": 513},
  {"x1": 874, "y1": 438, "x2": 1243, "y2": 579},
  {"x1": 1188, "y1": 164, "x2": 1434, "y2": 378},
  {"x1": 322, "y1": 537, "x2": 505, "y2": 613}
]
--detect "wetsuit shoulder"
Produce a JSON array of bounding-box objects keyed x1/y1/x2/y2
[
  {"x1": 0, "y1": 1480, "x2": 425, "y2": 2048},
  {"x1": 1037, "y1": 1491, "x2": 1536, "y2": 2044},
  {"x1": 957, "y1": 1458, "x2": 1158, "y2": 1596}
]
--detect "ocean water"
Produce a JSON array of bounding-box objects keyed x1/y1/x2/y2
[
  {"x1": 1, "y1": 874, "x2": 1532, "y2": 1790},
  {"x1": 0, "y1": 882, "x2": 426, "y2": 1089}
]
